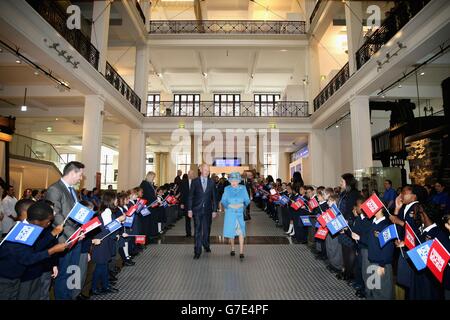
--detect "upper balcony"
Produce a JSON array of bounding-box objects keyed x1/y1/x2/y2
[
  {"x1": 145, "y1": 101, "x2": 309, "y2": 118},
  {"x1": 148, "y1": 20, "x2": 306, "y2": 35},
  {"x1": 313, "y1": 0, "x2": 432, "y2": 112}
]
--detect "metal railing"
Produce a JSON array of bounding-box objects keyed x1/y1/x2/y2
[
  {"x1": 313, "y1": 62, "x2": 350, "y2": 112},
  {"x1": 105, "y1": 62, "x2": 141, "y2": 111},
  {"x1": 145, "y1": 101, "x2": 309, "y2": 117},
  {"x1": 26, "y1": 0, "x2": 99, "y2": 70},
  {"x1": 149, "y1": 20, "x2": 306, "y2": 35},
  {"x1": 135, "y1": 0, "x2": 146, "y2": 25},
  {"x1": 356, "y1": 0, "x2": 431, "y2": 70},
  {"x1": 9, "y1": 134, "x2": 67, "y2": 173},
  {"x1": 309, "y1": 0, "x2": 323, "y2": 24}
]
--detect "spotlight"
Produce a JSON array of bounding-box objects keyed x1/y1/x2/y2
[{"x1": 21, "y1": 105, "x2": 27, "y2": 112}]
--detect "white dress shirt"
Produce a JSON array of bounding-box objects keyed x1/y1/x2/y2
[{"x1": 1, "y1": 195, "x2": 18, "y2": 234}]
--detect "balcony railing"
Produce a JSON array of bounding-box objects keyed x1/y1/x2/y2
[
  {"x1": 105, "y1": 62, "x2": 141, "y2": 111},
  {"x1": 26, "y1": 0, "x2": 99, "y2": 70},
  {"x1": 135, "y1": 0, "x2": 146, "y2": 25},
  {"x1": 313, "y1": 62, "x2": 350, "y2": 112},
  {"x1": 356, "y1": 0, "x2": 431, "y2": 70},
  {"x1": 9, "y1": 134, "x2": 66, "y2": 173},
  {"x1": 309, "y1": 0, "x2": 323, "y2": 24},
  {"x1": 149, "y1": 20, "x2": 306, "y2": 35},
  {"x1": 145, "y1": 101, "x2": 309, "y2": 117}
]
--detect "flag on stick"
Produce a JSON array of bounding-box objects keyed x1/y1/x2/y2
[{"x1": 0, "y1": 222, "x2": 43, "y2": 247}]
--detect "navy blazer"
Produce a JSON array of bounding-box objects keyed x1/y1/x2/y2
[{"x1": 187, "y1": 177, "x2": 218, "y2": 215}]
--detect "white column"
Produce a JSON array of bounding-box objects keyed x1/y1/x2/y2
[
  {"x1": 309, "y1": 129, "x2": 325, "y2": 186},
  {"x1": 323, "y1": 125, "x2": 342, "y2": 187},
  {"x1": 117, "y1": 124, "x2": 131, "y2": 191},
  {"x1": 81, "y1": 95, "x2": 104, "y2": 189},
  {"x1": 134, "y1": 45, "x2": 149, "y2": 113},
  {"x1": 91, "y1": 0, "x2": 111, "y2": 73},
  {"x1": 278, "y1": 152, "x2": 291, "y2": 182},
  {"x1": 128, "y1": 129, "x2": 146, "y2": 187},
  {"x1": 345, "y1": 1, "x2": 364, "y2": 75},
  {"x1": 308, "y1": 40, "x2": 320, "y2": 112},
  {"x1": 350, "y1": 96, "x2": 373, "y2": 171}
]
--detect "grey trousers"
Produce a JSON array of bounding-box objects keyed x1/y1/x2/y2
[
  {"x1": 39, "y1": 272, "x2": 52, "y2": 300},
  {"x1": 0, "y1": 277, "x2": 20, "y2": 300},
  {"x1": 360, "y1": 248, "x2": 370, "y2": 296},
  {"x1": 18, "y1": 278, "x2": 41, "y2": 300},
  {"x1": 366, "y1": 263, "x2": 394, "y2": 300},
  {"x1": 325, "y1": 234, "x2": 343, "y2": 270}
]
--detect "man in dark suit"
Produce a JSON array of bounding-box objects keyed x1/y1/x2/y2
[
  {"x1": 180, "y1": 169, "x2": 195, "y2": 237},
  {"x1": 187, "y1": 164, "x2": 218, "y2": 259},
  {"x1": 174, "y1": 170, "x2": 182, "y2": 186},
  {"x1": 45, "y1": 161, "x2": 84, "y2": 300},
  {"x1": 240, "y1": 171, "x2": 253, "y2": 220}
]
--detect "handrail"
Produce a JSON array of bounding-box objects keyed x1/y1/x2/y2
[
  {"x1": 309, "y1": 0, "x2": 323, "y2": 24},
  {"x1": 355, "y1": 0, "x2": 431, "y2": 70},
  {"x1": 145, "y1": 100, "x2": 309, "y2": 117},
  {"x1": 105, "y1": 62, "x2": 141, "y2": 111},
  {"x1": 135, "y1": 0, "x2": 146, "y2": 25},
  {"x1": 149, "y1": 20, "x2": 306, "y2": 34},
  {"x1": 313, "y1": 62, "x2": 350, "y2": 112}
]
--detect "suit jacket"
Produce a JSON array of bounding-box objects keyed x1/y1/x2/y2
[
  {"x1": 240, "y1": 178, "x2": 252, "y2": 197},
  {"x1": 187, "y1": 177, "x2": 218, "y2": 215},
  {"x1": 140, "y1": 180, "x2": 157, "y2": 203},
  {"x1": 45, "y1": 179, "x2": 78, "y2": 243},
  {"x1": 179, "y1": 179, "x2": 192, "y2": 206}
]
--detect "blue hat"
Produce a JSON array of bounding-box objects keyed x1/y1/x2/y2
[{"x1": 228, "y1": 172, "x2": 241, "y2": 182}]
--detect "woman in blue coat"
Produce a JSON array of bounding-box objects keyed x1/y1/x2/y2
[{"x1": 221, "y1": 172, "x2": 251, "y2": 260}]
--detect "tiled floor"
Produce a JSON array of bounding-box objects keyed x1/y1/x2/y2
[{"x1": 94, "y1": 204, "x2": 361, "y2": 300}]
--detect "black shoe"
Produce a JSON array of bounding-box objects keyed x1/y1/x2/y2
[
  {"x1": 109, "y1": 275, "x2": 118, "y2": 282},
  {"x1": 186, "y1": 234, "x2": 192, "y2": 238},
  {"x1": 193, "y1": 254, "x2": 200, "y2": 259},
  {"x1": 204, "y1": 247, "x2": 211, "y2": 253},
  {"x1": 103, "y1": 286, "x2": 119, "y2": 293},
  {"x1": 239, "y1": 253, "x2": 245, "y2": 260},
  {"x1": 336, "y1": 272, "x2": 345, "y2": 280},
  {"x1": 76, "y1": 294, "x2": 90, "y2": 300},
  {"x1": 92, "y1": 289, "x2": 106, "y2": 296},
  {"x1": 230, "y1": 250, "x2": 235, "y2": 256},
  {"x1": 123, "y1": 259, "x2": 135, "y2": 266},
  {"x1": 355, "y1": 289, "x2": 366, "y2": 298}
]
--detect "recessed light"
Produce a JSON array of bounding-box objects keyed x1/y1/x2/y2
[
  {"x1": 398, "y1": 84, "x2": 402, "y2": 88},
  {"x1": 34, "y1": 70, "x2": 40, "y2": 76},
  {"x1": 46, "y1": 126, "x2": 53, "y2": 132},
  {"x1": 420, "y1": 72, "x2": 425, "y2": 76},
  {"x1": 15, "y1": 59, "x2": 21, "y2": 64},
  {"x1": 280, "y1": 49, "x2": 288, "y2": 52},
  {"x1": 335, "y1": 124, "x2": 339, "y2": 128},
  {"x1": 55, "y1": 118, "x2": 59, "y2": 121}
]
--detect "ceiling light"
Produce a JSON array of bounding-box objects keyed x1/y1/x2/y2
[
  {"x1": 34, "y1": 69, "x2": 40, "y2": 76},
  {"x1": 21, "y1": 105, "x2": 27, "y2": 112},
  {"x1": 55, "y1": 118, "x2": 59, "y2": 121},
  {"x1": 202, "y1": 72, "x2": 207, "y2": 78},
  {"x1": 420, "y1": 72, "x2": 425, "y2": 76},
  {"x1": 335, "y1": 124, "x2": 339, "y2": 128},
  {"x1": 15, "y1": 59, "x2": 21, "y2": 64},
  {"x1": 46, "y1": 127, "x2": 53, "y2": 132},
  {"x1": 157, "y1": 73, "x2": 163, "y2": 78},
  {"x1": 21, "y1": 88, "x2": 27, "y2": 112},
  {"x1": 381, "y1": 95, "x2": 386, "y2": 98},
  {"x1": 398, "y1": 84, "x2": 402, "y2": 88},
  {"x1": 280, "y1": 49, "x2": 288, "y2": 52}
]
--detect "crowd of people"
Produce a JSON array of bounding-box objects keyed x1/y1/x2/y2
[
  {"x1": 0, "y1": 160, "x2": 449, "y2": 300},
  {"x1": 249, "y1": 172, "x2": 450, "y2": 300}
]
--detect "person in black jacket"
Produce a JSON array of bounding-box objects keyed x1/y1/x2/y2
[
  {"x1": 140, "y1": 172, "x2": 159, "y2": 241},
  {"x1": 337, "y1": 173, "x2": 360, "y2": 282},
  {"x1": 180, "y1": 171, "x2": 195, "y2": 237},
  {"x1": 366, "y1": 208, "x2": 395, "y2": 300}
]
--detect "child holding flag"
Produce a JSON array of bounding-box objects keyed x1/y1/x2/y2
[
  {"x1": 443, "y1": 214, "x2": 450, "y2": 299},
  {"x1": 0, "y1": 201, "x2": 67, "y2": 299},
  {"x1": 366, "y1": 208, "x2": 395, "y2": 300},
  {"x1": 325, "y1": 194, "x2": 343, "y2": 274}
]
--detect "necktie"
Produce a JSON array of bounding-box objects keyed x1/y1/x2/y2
[
  {"x1": 202, "y1": 177, "x2": 206, "y2": 191},
  {"x1": 68, "y1": 186, "x2": 78, "y2": 203}
]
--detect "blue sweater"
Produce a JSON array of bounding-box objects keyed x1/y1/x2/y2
[
  {"x1": 367, "y1": 217, "x2": 395, "y2": 267},
  {"x1": 353, "y1": 215, "x2": 373, "y2": 249}
]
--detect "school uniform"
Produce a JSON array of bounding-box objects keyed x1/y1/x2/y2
[
  {"x1": 0, "y1": 237, "x2": 54, "y2": 299},
  {"x1": 325, "y1": 203, "x2": 343, "y2": 272},
  {"x1": 409, "y1": 223, "x2": 448, "y2": 300},
  {"x1": 352, "y1": 213, "x2": 372, "y2": 293},
  {"x1": 367, "y1": 216, "x2": 395, "y2": 300},
  {"x1": 19, "y1": 227, "x2": 57, "y2": 300},
  {"x1": 91, "y1": 209, "x2": 114, "y2": 291},
  {"x1": 313, "y1": 201, "x2": 329, "y2": 256},
  {"x1": 395, "y1": 202, "x2": 421, "y2": 295}
]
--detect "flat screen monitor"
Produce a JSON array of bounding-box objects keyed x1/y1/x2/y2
[{"x1": 213, "y1": 158, "x2": 241, "y2": 167}]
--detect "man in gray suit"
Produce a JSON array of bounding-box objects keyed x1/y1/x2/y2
[{"x1": 46, "y1": 161, "x2": 85, "y2": 300}]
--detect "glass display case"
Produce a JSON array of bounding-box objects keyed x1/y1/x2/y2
[{"x1": 354, "y1": 167, "x2": 402, "y2": 194}]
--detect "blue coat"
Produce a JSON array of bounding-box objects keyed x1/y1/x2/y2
[{"x1": 221, "y1": 185, "x2": 250, "y2": 238}]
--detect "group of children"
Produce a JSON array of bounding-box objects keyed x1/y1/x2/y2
[
  {"x1": 0, "y1": 183, "x2": 182, "y2": 300},
  {"x1": 253, "y1": 178, "x2": 450, "y2": 300}
]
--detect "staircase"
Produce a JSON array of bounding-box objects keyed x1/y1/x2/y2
[{"x1": 9, "y1": 134, "x2": 66, "y2": 175}]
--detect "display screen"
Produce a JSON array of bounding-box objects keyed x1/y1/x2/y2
[{"x1": 213, "y1": 158, "x2": 241, "y2": 167}]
